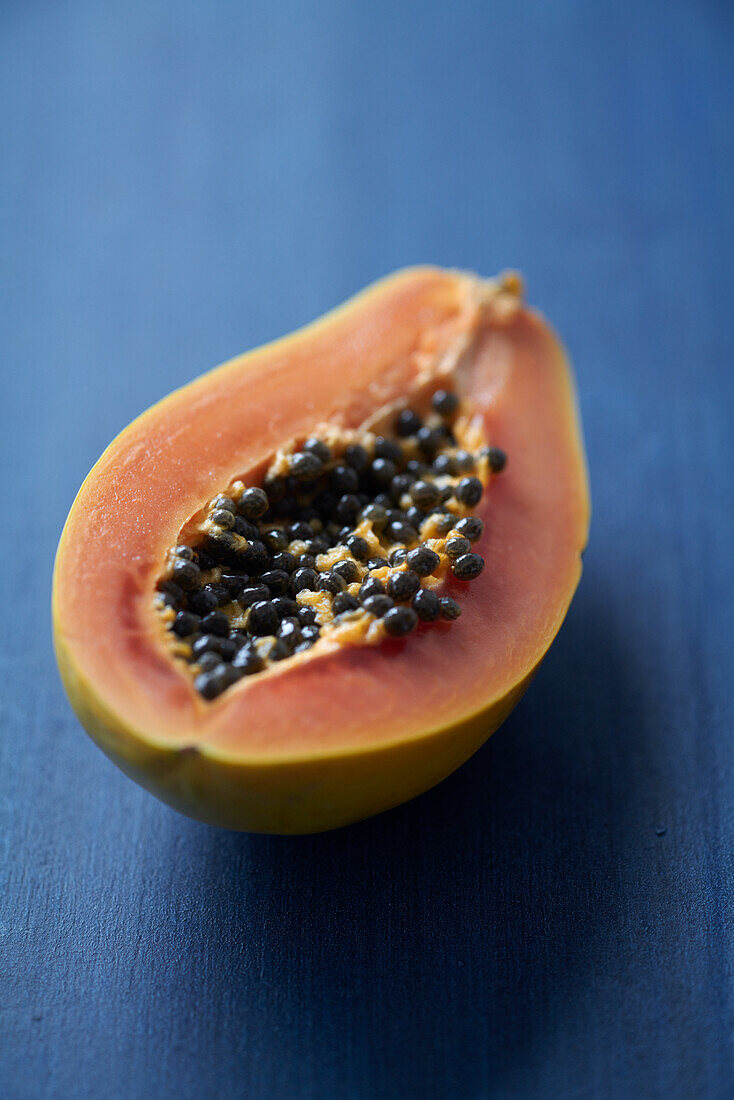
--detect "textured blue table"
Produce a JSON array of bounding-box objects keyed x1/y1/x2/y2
[{"x1": 2, "y1": 2, "x2": 733, "y2": 1097}]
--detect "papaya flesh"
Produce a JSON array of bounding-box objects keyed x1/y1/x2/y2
[{"x1": 53, "y1": 267, "x2": 589, "y2": 833}]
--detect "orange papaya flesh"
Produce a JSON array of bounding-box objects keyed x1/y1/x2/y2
[{"x1": 53, "y1": 267, "x2": 589, "y2": 833}]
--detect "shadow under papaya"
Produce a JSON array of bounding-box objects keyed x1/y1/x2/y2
[{"x1": 161, "y1": 576, "x2": 654, "y2": 1097}]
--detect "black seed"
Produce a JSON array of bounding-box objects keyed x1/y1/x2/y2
[
  {"x1": 213, "y1": 495, "x2": 237, "y2": 513},
  {"x1": 359, "y1": 576, "x2": 385, "y2": 602},
  {"x1": 195, "y1": 670, "x2": 227, "y2": 699},
  {"x1": 291, "y1": 567, "x2": 319, "y2": 594},
  {"x1": 374, "y1": 436, "x2": 403, "y2": 463},
  {"x1": 302, "y1": 437, "x2": 332, "y2": 463},
  {"x1": 336, "y1": 525, "x2": 353, "y2": 545},
  {"x1": 301, "y1": 624, "x2": 321, "y2": 641},
  {"x1": 455, "y1": 476, "x2": 483, "y2": 507},
  {"x1": 212, "y1": 508, "x2": 235, "y2": 529},
  {"x1": 367, "y1": 556, "x2": 388, "y2": 570},
  {"x1": 271, "y1": 631, "x2": 296, "y2": 657},
  {"x1": 383, "y1": 606, "x2": 419, "y2": 637},
  {"x1": 405, "y1": 505, "x2": 424, "y2": 528},
  {"x1": 430, "y1": 513, "x2": 456, "y2": 536},
  {"x1": 331, "y1": 558, "x2": 360, "y2": 584},
  {"x1": 440, "y1": 596, "x2": 462, "y2": 620},
  {"x1": 233, "y1": 516, "x2": 258, "y2": 540},
  {"x1": 270, "y1": 551, "x2": 296, "y2": 574},
  {"x1": 238, "y1": 487, "x2": 269, "y2": 518},
  {"x1": 204, "y1": 530, "x2": 240, "y2": 564},
  {"x1": 296, "y1": 552, "x2": 317, "y2": 569},
  {"x1": 289, "y1": 521, "x2": 313, "y2": 542},
  {"x1": 259, "y1": 569, "x2": 289, "y2": 595},
  {"x1": 218, "y1": 638, "x2": 238, "y2": 661},
  {"x1": 445, "y1": 536, "x2": 471, "y2": 558},
  {"x1": 248, "y1": 601, "x2": 279, "y2": 635},
  {"x1": 331, "y1": 464, "x2": 360, "y2": 493},
  {"x1": 453, "y1": 515, "x2": 484, "y2": 542},
  {"x1": 262, "y1": 527, "x2": 289, "y2": 553},
  {"x1": 386, "y1": 520, "x2": 418, "y2": 545},
  {"x1": 187, "y1": 587, "x2": 219, "y2": 615},
  {"x1": 192, "y1": 634, "x2": 225, "y2": 658},
  {"x1": 262, "y1": 476, "x2": 285, "y2": 503},
  {"x1": 242, "y1": 540, "x2": 270, "y2": 574},
  {"x1": 271, "y1": 596, "x2": 299, "y2": 619},
  {"x1": 308, "y1": 535, "x2": 330, "y2": 555},
  {"x1": 174, "y1": 545, "x2": 195, "y2": 561},
  {"x1": 362, "y1": 593, "x2": 394, "y2": 617},
  {"x1": 290, "y1": 451, "x2": 323, "y2": 479},
  {"x1": 197, "y1": 651, "x2": 221, "y2": 672},
  {"x1": 397, "y1": 408, "x2": 422, "y2": 437},
  {"x1": 416, "y1": 426, "x2": 444, "y2": 458},
  {"x1": 411, "y1": 480, "x2": 441, "y2": 508},
  {"x1": 200, "y1": 611, "x2": 229, "y2": 637},
  {"x1": 334, "y1": 494, "x2": 361, "y2": 524},
  {"x1": 220, "y1": 573, "x2": 249, "y2": 597},
  {"x1": 360, "y1": 502, "x2": 388, "y2": 530},
  {"x1": 239, "y1": 584, "x2": 271, "y2": 608},
  {"x1": 388, "y1": 547, "x2": 408, "y2": 567},
  {"x1": 386, "y1": 569, "x2": 421, "y2": 602},
  {"x1": 454, "y1": 450, "x2": 476, "y2": 471},
  {"x1": 209, "y1": 582, "x2": 233, "y2": 605},
  {"x1": 171, "y1": 559, "x2": 201, "y2": 589},
  {"x1": 158, "y1": 579, "x2": 184, "y2": 607},
  {"x1": 268, "y1": 638, "x2": 292, "y2": 661},
  {"x1": 384, "y1": 505, "x2": 406, "y2": 525},
  {"x1": 344, "y1": 443, "x2": 370, "y2": 473},
  {"x1": 432, "y1": 454, "x2": 457, "y2": 477},
  {"x1": 371, "y1": 457, "x2": 397, "y2": 486},
  {"x1": 407, "y1": 546, "x2": 440, "y2": 576},
  {"x1": 232, "y1": 644, "x2": 264, "y2": 674},
  {"x1": 346, "y1": 534, "x2": 370, "y2": 562},
  {"x1": 297, "y1": 606, "x2": 317, "y2": 626},
  {"x1": 373, "y1": 492, "x2": 393, "y2": 509},
  {"x1": 193, "y1": 548, "x2": 217, "y2": 571},
  {"x1": 317, "y1": 571, "x2": 347, "y2": 595},
  {"x1": 172, "y1": 610, "x2": 199, "y2": 636},
  {"x1": 277, "y1": 616, "x2": 302, "y2": 639},
  {"x1": 452, "y1": 553, "x2": 485, "y2": 580},
  {"x1": 390, "y1": 473, "x2": 414, "y2": 503},
  {"x1": 412, "y1": 588, "x2": 440, "y2": 622},
  {"x1": 333, "y1": 592, "x2": 360, "y2": 615},
  {"x1": 406, "y1": 459, "x2": 429, "y2": 477},
  {"x1": 431, "y1": 389, "x2": 459, "y2": 417},
  {"x1": 486, "y1": 446, "x2": 507, "y2": 473}
]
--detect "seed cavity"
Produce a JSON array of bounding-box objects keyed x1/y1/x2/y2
[{"x1": 154, "y1": 389, "x2": 507, "y2": 699}]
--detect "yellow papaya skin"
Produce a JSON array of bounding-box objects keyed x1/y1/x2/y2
[
  {"x1": 53, "y1": 267, "x2": 589, "y2": 834},
  {"x1": 56, "y1": 636, "x2": 537, "y2": 832}
]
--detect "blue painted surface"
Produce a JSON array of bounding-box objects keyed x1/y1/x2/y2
[{"x1": 2, "y1": 1, "x2": 733, "y2": 1096}]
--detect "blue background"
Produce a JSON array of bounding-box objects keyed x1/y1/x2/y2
[{"x1": 2, "y1": 2, "x2": 733, "y2": 1097}]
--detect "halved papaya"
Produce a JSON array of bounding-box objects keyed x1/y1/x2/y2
[{"x1": 53, "y1": 267, "x2": 589, "y2": 833}]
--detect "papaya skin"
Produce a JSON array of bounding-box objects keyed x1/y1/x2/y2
[{"x1": 53, "y1": 267, "x2": 590, "y2": 834}]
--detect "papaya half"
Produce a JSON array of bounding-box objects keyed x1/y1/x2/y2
[{"x1": 53, "y1": 267, "x2": 589, "y2": 834}]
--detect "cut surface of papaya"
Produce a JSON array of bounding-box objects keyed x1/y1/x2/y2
[{"x1": 53, "y1": 267, "x2": 590, "y2": 833}]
